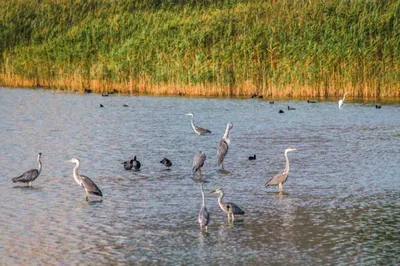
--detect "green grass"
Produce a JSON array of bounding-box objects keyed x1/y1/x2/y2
[{"x1": 0, "y1": 0, "x2": 399, "y2": 98}]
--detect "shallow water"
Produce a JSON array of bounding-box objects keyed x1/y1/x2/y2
[{"x1": 0, "y1": 87, "x2": 399, "y2": 265}]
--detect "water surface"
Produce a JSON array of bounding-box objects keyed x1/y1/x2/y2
[{"x1": 0, "y1": 88, "x2": 399, "y2": 265}]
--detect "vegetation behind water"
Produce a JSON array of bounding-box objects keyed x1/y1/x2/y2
[{"x1": 0, "y1": 0, "x2": 399, "y2": 98}]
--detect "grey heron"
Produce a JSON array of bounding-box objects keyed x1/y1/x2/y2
[
  {"x1": 338, "y1": 92, "x2": 347, "y2": 109},
  {"x1": 160, "y1": 157, "x2": 172, "y2": 168},
  {"x1": 265, "y1": 148, "x2": 296, "y2": 192},
  {"x1": 122, "y1": 156, "x2": 141, "y2": 171},
  {"x1": 193, "y1": 151, "x2": 206, "y2": 174},
  {"x1": 198, "y1": 181, "x2": 210, "y2": 231},
  {"x1": 12, "y1": 153, "x2": 42, "y2": 186},
  {"x1": 66, "y1": 158, "x2": 103, "y2": 201},
  {"x1": 185, "y1": 113, "x2": 211, "y2": 135},
  {"x1": 249, "y1": 154, "x2": 256, "y2": 160},
  {"x1": 217, "y1": 122, "x2": 233, "y2": 170},
  {"x1": 210, "y1": 188, "x2": 244, "y2": 221}
]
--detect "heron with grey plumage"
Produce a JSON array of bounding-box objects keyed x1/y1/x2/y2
[
  {"x1": 12, "y1": 153, "x2": 42, "y2": 186},
  {"x1": 265, "y1": 148, "x2": 296, "y2": 192},
  {"x1": 210, "y1": 188, "x2": 244, "y2": 221}
]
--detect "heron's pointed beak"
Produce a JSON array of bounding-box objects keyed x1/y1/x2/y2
[
  {"x1": 65, "y1": 160, "x2": 71, "y2": 163},
  {"x1": 210, "y1": 190, "x2": 217, "y2": 194}
]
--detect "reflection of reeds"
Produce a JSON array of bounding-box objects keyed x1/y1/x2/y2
[{"x1": 1, "y1": 1, "x2": 399, "y2": 98}]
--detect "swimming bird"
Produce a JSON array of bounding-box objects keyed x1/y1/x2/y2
[
  {"x1": 269, "y1": 101, "x2": 275, "y2": 104},
  {"x1": 210, "y1": 188, "x2": 244, "y2": 221},
  {"x1": 375, "y1": 104, "x2": 382, "y2": 109},
  {"x1": 66, "y1": 158, "x2": 103, "y2": 201},
  {"x1": 217, "y1": 122, "x2": 233, "y2": 170},
  {"x1": 101, "y1": 93, "x2": 109, "y2": 97},
  {"x1": 338, "y1": 92, "x2": 348, "y2": 109},
  {"x1": 198, "y1": 181, "x2": 210, "y2": 231},
  {"x1": 287, "y1": 106, "x2": 296, "y2": 110},
  {"x1": 123, "y1": 104, "x2": 128, "y2": 107},
  {"x1": 279, "y1": 110, "x2": 284, "y2": 113},
  {"x1": 185, "y1": 113, "x2": 211, "y2": 135},
  {"x1": 249, "y1": 154, "x2": 256, "y2": 160},
  {"x1": 307, "y1": 100, "x2": 317, "y2": 103},
  {"x1": 122, "y1": 156, "x2": 141, "y2": 171},
  {"x1": 100, "y1": 104, "x2": 104, "y2": 108},
  {"x1": 12, "y1": 153, "x2": 42, "y2": 186},
  {"x1": 265, "y1": 148, "x2": 296, "y2": 192},
  {"x1": 160, "y1": 157, "x2": 172, "y2": 168},
  {"x1": 193, "y1": 151, "x2": 206, "y2": 174}
]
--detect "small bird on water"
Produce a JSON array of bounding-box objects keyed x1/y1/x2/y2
[
  {"x1": 12, "y1": 153, "x2": 42, "y2": 186},
  {"x1": 160, "y1": 157, "x2": 172, "y2": 169},
  {"x1": 248, "y1": 154, "x2": 256, "y2": 160},
  {"x1": 122, "y1": 156, "x2": 141, "y2": 171}
]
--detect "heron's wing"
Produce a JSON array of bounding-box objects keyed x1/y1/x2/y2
[
  {"x1": 12, "y1": 169, "x2": 39, "y2": 183},
  {"x1": 80, "y1": 175, "x2": 103, "y2": 197},
  {"x1": 195, "y1": 125, "x2": 211, "y2": 135},
  {"x1": 225, "y1": 202, "x2": 245, "y2": 215},
  {"x1": 265, "y1": 172, "x2": 285, "y2": 186},
  {"x1": 217, "y1": 139, "x2": 228, "y2": 164},
  {"x1": 192, "y1": 152, "x2": 206, "y2": 172}
]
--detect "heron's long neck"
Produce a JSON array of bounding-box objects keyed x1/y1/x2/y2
[
  {"x1": 201, "y1": 183, "x2": 206, "y2": 207},
  {"x1": 342, "y1": 93, "x2": 347, "y2": 101},
  {"x1": 223, "y1": 126, "x2": 231, "y2": 144},
  {"x1": 190, "y1": 116, "x2": 196, "y2": 131},
  {"x1": 37, "y1": 157, "x2": 42, "y2": 174},
  {"x1": 73, "y1": 162, "x2": 81, "y2": 183},
  {"x1": 284, "y1": 151, "x2": 290, "y2": 174},
  {"x1": 217, "y1": 192, "x2": 226, "y2": 212}
]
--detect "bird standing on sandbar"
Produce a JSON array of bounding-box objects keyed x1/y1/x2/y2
[
  {"x1": 265, "y1": 148, "x2": 296, "y2": 192},
  {"x1": 66, "y1": 158, "x2": 103, "y2": 201},
  {"x1": 217, "y1": 122, "x2": 233, "y2": 170},
  {"x1": 12, "y1": 153, "x2": 42, "y2": 186},
  {"x1": 210, "y1": 188, "x2": 244, "y2": 221},
  {"x1": 185, "y1": 113, "x2": 211, "y2": 135}
]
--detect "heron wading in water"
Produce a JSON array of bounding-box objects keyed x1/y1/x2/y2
[
  {"x1": 12, "y1": 153, "x2": 42, "y2": 186},
  {"x1": 338, "y1": 92, "x2": 348, "y2": 109},
  {"x1": 211, "y1": 188, "x2": 244, "y2": 221},
  {"x1": 66, "y1": 158, "x2": 103, "y2": 201},
  {"x1": 198, "y1": 181, "x2": 210, "y2": 231},
  {"x1": 185, "y1": 112, "x2": 211, "y2": 135},
  {"x1": 193, "y1": 151, "x2": 206, "y2": 175},
  {"x1": 217, "y1": 122, "x2": 233, "y2": 170},
  {"x1": 265, "y1": 148, "x2": 296, "y2": 192}
]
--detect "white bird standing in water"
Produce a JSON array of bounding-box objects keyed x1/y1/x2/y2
[
  {"x1": 338, "y1": 92, "x2": 348, "y2": 109},
  {"x1": 66, "y1": 158, "x2": 103, "y2": 201},
  {"x1": 12, "y1": 153, "x2": 42, "y2": 186},
  {"x1": 217, "y1": 122, "x2": 233, "y2": 170}
]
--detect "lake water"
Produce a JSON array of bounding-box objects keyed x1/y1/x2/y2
[{"x1": 0, "y1": 87, "x2": 399, "y2": 265}]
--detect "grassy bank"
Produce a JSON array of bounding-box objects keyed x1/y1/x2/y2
[{"x1": 1, "y1": 0, "x2": 399, "y2": 98}]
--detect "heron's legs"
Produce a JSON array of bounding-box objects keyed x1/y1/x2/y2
[
  {"x1": 232, "y1": 214, "x2": 235, "y2": 221},
  {"x1": 85, "y1": 190, "x2": 89, "y2": 201},
  {"x1": 221, "y1": 163, "x2": 225, "y2": 171},
  {"x1": 278, "y1": 183, "x2": 284, "y2": 192},
  {"x1": 205, "y1": 226, "x2": 208, "y2": 232}
]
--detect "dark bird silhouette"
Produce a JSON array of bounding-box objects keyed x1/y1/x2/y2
[
  {"x1": 122, "y1": 156, "x2": 141, "y2": 171},
  {"x1": 279, "y1": 110, "x2": 284, "y2": 113},
  {"x1": 307, "y1": 100, "x2": 317, "y2": 103},
  {"x1": 288, "y1": 106, "x2": 296, "y2": 110},
  {"x1": 12, "y1": 153, "x2": 42, "y2": 186},
  {"x1": 375, "y1": 104, "x2": 382, "y2": 109},
  {"x1": 250, "y1": 93, "x2": 257, "y2": 98},
  {"x1": 123, "y1": 104, "x2": 128, "y2": 107},
  {"x1": 100, "y1": 104, "x2": 104, "y2": 108},
  {"x1": 101, "y1": 93, "x2": 109, "y2": 97},
  {"x1": 160, "y1": 158, "x2": 172, "y2": 168},
  {"x1": 269, "y1": 101, "x2": 275, "y2": 104},
  {"x1": 248, "y1": 154, "x2": 256, "y2": 160}
]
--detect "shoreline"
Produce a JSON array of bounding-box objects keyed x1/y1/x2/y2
[{"x1": 1, "y1": 85, "x2": 399, "y2": 104}]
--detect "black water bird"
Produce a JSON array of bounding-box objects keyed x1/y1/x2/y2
[
  {"x1": 160, "y1": 158, "x2": 172, "y2": 168},
  {"x1": 123, "y1": 104, "x2": 128, "y2": 107},
  {"x1": 307, "y1": 100, "x2": 317, "y2": 103},
  {"x1": 84, "y1": 88, "x2": 92, "y2": 93},
  {"x1": 375, "y1": 104, "x2": 382, "y2": 109},
  {"x1": 258, "y1": 95, "x2": 263, "y2": 99},
  {"x1": 101, "y1": 93, "x2": 109, "y2": 97},
  {"x1": 288, "y1": 106, "x2": 296, "y2": 110},
  {"x1": 248, "y1": 154, "x2": 256, "y2": 160},
  {"x1": 279, "y1": 110, "x2": 284, "y2": 113},
  {"x1": 100, "y1": 104, "x2": 104, "y2": 108},
  {"x1": 269, "y1": 101, "x2": 275, "y2": 104},
  {"x1": 250, "y1": 93, "x2": 257, "y2": 98},
  {"x1": 122, "y1": 156, "x2": 141, "y2": 171}
]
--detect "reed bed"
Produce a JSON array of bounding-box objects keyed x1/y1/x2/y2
[{"x1": 0, "y1": 0, "x2": 399, "y2": 98}]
